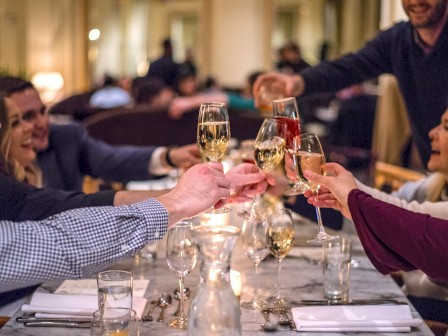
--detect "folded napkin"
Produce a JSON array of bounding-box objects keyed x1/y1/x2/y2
[
  {"x1": 21, "y1": 292, "x2": 147, "y2": 319},
  {"x1": 54, "y1": 279, "x2": 149, "y2": 297},
  {"x1": 291, "y1": 305, "x2": 423, "y2": 332}
]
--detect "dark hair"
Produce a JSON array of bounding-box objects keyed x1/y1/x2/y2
[
  {"x1": 0, "y1": 76, "x2": 34, "y2": 96},
  {"x1": 133, "y1": 78, "x2": 167, "y2": 105},
  {"x1": 0, "y1": 94, "x2": 10, "y2": 176}
]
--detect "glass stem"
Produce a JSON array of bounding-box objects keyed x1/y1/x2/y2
[
  {"x1": 313, "y1": 190, "x2": 326, "y2": 234},
  {"x1": 179, "y1": 276, "x2": 185, "y2": 318},
  {"x1": 253, "y1": 262, "x2": 258, "y2": 301},
  {"x1": 276, "y1": 259, "x2": 282, "y2": 299}
]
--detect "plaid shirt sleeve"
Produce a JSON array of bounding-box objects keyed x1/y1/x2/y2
[{"x1": 0, "y1": 199, "x2": 168, "y2": 293}]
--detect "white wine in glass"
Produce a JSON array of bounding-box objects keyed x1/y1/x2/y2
[
  {"x1": 166, "y1": 222, "x2": 197, "y2": 329},
  {"x1": 197, "y1": 102, "x2": 231, "y2": 213},
  {"x1": 238, "y1": 118, "x2": 286, "y2": 220},
  {"x1": 268, "y1": 208, "x2": 295, "y2": 309},
  {"x1": 291, "y1": 133, "x2": 337, "y2": 244}
]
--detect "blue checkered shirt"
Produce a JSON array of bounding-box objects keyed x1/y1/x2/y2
[{"x1": 0, "y1": 199, "x2": 168, "y2": 293}]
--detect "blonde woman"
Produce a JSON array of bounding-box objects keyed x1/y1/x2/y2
[{"x1": 0, "y1": 94, "x2": 39, "y2": 186}]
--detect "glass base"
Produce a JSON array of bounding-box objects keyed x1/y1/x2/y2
[
  {"x1": 241, "y1": 298, "x2": 266, "y2": 310},
  {"x1": 307, "y1": 232, "x2": 338, "y2": 245},
  {"x1": 204, "y1": 205, "x2": 230, "y2": 214},
  {"x1": 283, "y1": 183, "x2": 306, "y2": 196},
  {"x1": 168, "y1": 316, "x2": 188, "y2": 329}
]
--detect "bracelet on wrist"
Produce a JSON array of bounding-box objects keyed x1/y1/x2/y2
[{"x1": 165, "y1": 147, "x2": 177, "y2": 168}]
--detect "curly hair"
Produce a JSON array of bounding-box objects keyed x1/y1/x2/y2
[{"x1": 0, "y1": 94, "x2": 39, "y2": 186}]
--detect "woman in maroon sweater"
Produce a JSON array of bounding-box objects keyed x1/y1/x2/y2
[{"x1": 304, "y1": 163, "x2": 448, "y2": 282}]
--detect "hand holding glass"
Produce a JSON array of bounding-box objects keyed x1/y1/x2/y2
[
  {"x1": 197, "y1": 102, "x2": 231, "y2": 214},
  {"x1": 166, "y1": 222, "x2": 197, "y2": 329},
  {"x1": 238, "y1": 118, "x2": 286, "y2": 220},
  {"x1": 291, "y1": 133, "x2": 337, "y2": 244}
]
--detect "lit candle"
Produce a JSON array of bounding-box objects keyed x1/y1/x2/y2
[{"x1": 230, "y1": 270, "x2": 242, "y2": 301}]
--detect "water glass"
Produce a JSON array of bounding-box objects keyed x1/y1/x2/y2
[
  {"x1": 91, "y1": 308, "x2": 137, "y2": 336},
  {"x1": 97, "y1": 270, "x2": 133, "y2": 311},
  {"x1": 322, "y1": 237, "x2": 352, "y2": 302}
]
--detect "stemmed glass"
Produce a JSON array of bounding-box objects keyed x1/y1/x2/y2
[
  {"x1": 240, "y1": 215, "x2": 270, "y2": 310},
  {"x1": 238, "y1": 118, "x2": 286, "y2": 220},
  {"x1": 166, "y1": 222, "x2": 197, "y2": 329},
  {"x1": 197, "y1": 102, "x2": 231, "y2": 214},
  {"x1": 272, "y1": 97, "x2": 305, "y2": 196},
  {"x1": 268, "y1": 208, "x2": 295, "y2": 309},
  {"x1": 291, "y1": 133, "x2": 337, "y2": 244}
]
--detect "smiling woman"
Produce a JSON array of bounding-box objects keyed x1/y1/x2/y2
[{"x1": 0, "y1": 95, "x2": 40, "y2": 186}]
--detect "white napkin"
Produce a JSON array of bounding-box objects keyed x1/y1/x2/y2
[
  {"x1": 54, "y1": 279, "x2": 149, "y2": 298},
  {"x1": 21, "y1": 292, "x2": 148, "y2": 318},
  {"x1": 291, "y1": 305, "x2": 423, "y2": 332}
]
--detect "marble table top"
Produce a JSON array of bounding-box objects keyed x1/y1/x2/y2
[{"x1": 0, "y1": 211, "x2": 433, "y2": 335}]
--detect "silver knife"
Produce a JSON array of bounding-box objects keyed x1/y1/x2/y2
[
  {"x1": 17, "y1": 316, "x2": 90, "y2": 323},
  {"x1": 24, "y1": 321, "x2": 91, "y2": 328}
]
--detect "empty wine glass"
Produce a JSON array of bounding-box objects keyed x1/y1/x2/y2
[
  {"x1": 166, "y1": 222, "x2": 197, "y2": 329},
  {"x1": 291, "y1": 133, "x2": 337, "y2": 244},
  {"x1": 240, "y1": 215, "x2": 270, "y2": 310},
  {"x1": 197, "y1": 102, "x2": 231, "y2": 214},
  {"x1": 267, "y1": 208, "x2": 295, "y2": 309},
  {"x1": 238, "y1": 118, "x2": 286, "y2": 220},
  {"x1": 272, "y1": 97, "x2": 306, "y2": 196}
]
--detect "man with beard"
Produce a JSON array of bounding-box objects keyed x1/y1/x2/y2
[{"x1": 254, "y1": 0, "x2": 448, "y2": 166}]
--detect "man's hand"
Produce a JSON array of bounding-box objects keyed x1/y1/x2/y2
[
  {"x1": 303, "y1": 162, "x2": 358, "y2": 219},
  {"x1": 252, "y1": 72, "x2": 305, "y2": 106},
  {"x1": 225, "y1": 163, "x2": 275, "y2": 203},
  {"x1": 168, "y1": 144, "x2": 202, "y2": 169},
  {"x1": 157, "y1": 162, "x2": 230, "y2": 227}
]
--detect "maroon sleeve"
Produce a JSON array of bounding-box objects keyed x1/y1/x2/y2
[{"x1": 348, "y1": 189, "x2": 448, "y2": 281}]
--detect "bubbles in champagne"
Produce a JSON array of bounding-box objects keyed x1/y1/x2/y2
[
  {"x1": 197, "y1": 121, "x2": 230, "y2": 161},
  {"x1": 254, "y1": 136, "x2": 285, "y2": 171}
]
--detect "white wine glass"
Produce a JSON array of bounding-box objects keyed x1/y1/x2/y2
[
  {"x1": 240, "y1": 215, "x2": 270, "y2": 310},
  {"x1": 197, "y1": 102, "x2": 231, "y2": 214},
  {"x1": 291, "y1": 133, "x2": 337, "y2": 244},
  {"x1": 166, "y1": 221, "x2": 197, "y2": 329},
  {"x1": 272, "y1": 97, "x2": 306, "y2": 196},
  {"x1": 267, "y1": 208, "x2": 295, "y2": 310},
  {"x1": 238, "y1": 118, "x2": 286, "y2": 220}
]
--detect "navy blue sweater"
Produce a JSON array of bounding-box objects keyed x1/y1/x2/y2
[{"x1": 300, "y1": 20, "x2": 448, "y2": 165}]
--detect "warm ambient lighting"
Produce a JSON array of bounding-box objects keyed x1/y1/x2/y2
[
  {"x1": 31, "y1": 72, "x2": 64, "y2": 104},
  {"x1": 230, "y1": 270, "x2": 242, "y2": 300},
  {"x1": 89, "y1": 28, "x2": 101, "y2": 41}
]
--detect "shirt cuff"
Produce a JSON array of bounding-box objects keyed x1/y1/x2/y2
[
  {"x1": 134, "y1": 198, "x2": 169, "y2": 241},
  {"x1": 148, "y1": 147, "x2": 172, "y2": 176}
]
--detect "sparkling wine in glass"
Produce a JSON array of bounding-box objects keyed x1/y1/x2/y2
[
  {"x1": 240, "y1": 215, "x2": 270, "y2": 310},
  {"x1": 268, "y1": 208, "x2": 295, "y2": 309},
  {"x1": 238, "y1": 118, "x2": 286, "y2": 220},
  {"x1": 291, "y1": 133, "x2": 337, "y2": 244},
  {"x1": 272, "y1": 97, "x2": 305, "y2": 196},
  {"x1": 166, "y1": 222, "x2": 197, "y2": 329},
  {"x1": 197, "y1": 102, "x2": 231, "y2": 213}
]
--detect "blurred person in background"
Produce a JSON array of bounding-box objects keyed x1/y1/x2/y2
[
  {"x1": 276, "y1": 41, "x2": 311, "y2": 74},
  {"x1": 0, "y1": 76, "x2": 202, "y2": 192},
  {"x1": 145, "y1": 38, "x2": 179, "y2": 88}
]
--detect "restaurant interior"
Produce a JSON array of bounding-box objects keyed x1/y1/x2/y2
[{"x1": 1, "y1": 0, "x2": 447, "y2": 335}]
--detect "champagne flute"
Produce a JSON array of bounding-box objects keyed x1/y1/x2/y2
[
  {"x1": 240, "y1": 215, "x2": 270, "y2": 310},
  {"x1": 272, "y1": 97, "x2": 305, "y2": 196},
  {"x1": 268, "y1": 208, "x2": 295, "y2": 309},
  {"x1": 166, "y1": 222, "x2": 197, "y2": 329},
  {"x1": 197, "y1": 102, "x2": 231, "y2": 214},
  {"x1": 238, "y1": 118, "x2": 286, "y2": 220},
  {"x1": 291, "y1": 133, "x2": 337, "y2": 244}
]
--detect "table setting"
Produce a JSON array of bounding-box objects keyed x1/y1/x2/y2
[{"x1": 0, "y1": 100, "x2": 433, "y2": 335}]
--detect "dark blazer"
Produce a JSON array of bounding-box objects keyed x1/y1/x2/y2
[
  {"x1": 38, "y1": 124, "x2": 157, "y2": 191},
  {"x1": 0, "y1": 173, "x2": 115, "y2": 221}
]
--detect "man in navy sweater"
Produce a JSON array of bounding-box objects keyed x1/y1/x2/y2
[{"x1": 254, "y1": 0, "x2": 448, "y2": 165}]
